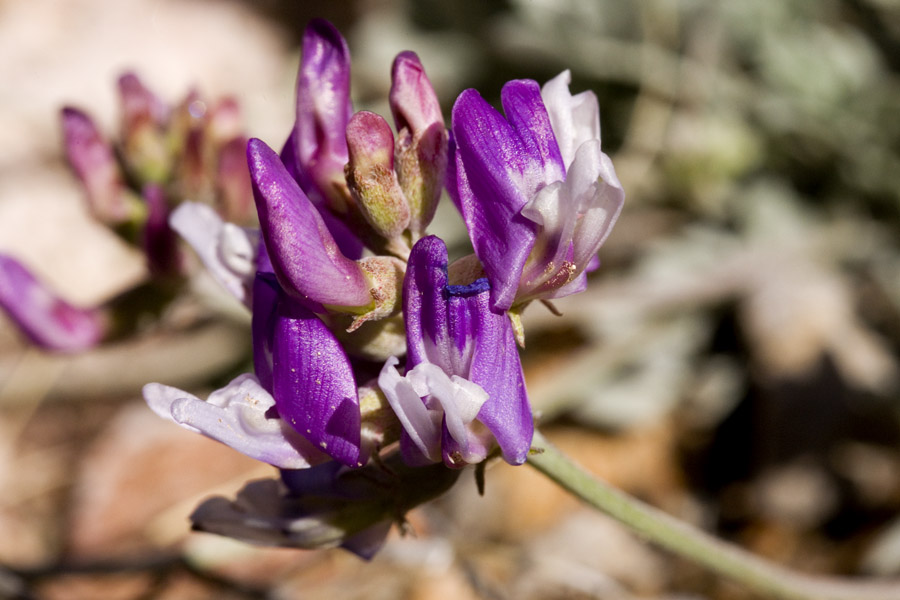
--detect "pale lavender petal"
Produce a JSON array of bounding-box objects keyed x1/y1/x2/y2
[
  {"x1": 169, "y1": 202, "x2": 257, "y2": 305},
  {"x1": 142, "y1": 375, "x2": 329, "y2": 469},
  {"x1": 272, "y1": 296, "x2": 362, "y2": 467},
  {"x1": 0, "y1": 254, "x2": 103, "y2": 352},
  {"x1": 378, "y1": 357, "x2": 441, "y2": 462},
  {"x1": 451, "y1": 90, "x2": 537, "y2": 311},
  {"x1": 291, "y1": 18, "x2": 353, "y2": 206},
  {"x1": 570, "y1": 145, "x2": 625, "y2": 270},
  {"x1": 248, "y1": 138, "x2": 371, "y2": 309}
]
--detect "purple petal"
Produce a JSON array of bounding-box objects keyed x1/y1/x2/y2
[
  {"x1": 0, "y1": 254, "x2": 104, "y2": 352},
  {"x1": 60, "y1": 107, "x2": 128, "y2": 224},
  {"x1": 291, "y1": 19, "x2": 353, "y2": 206},
  {"x1": 468, "y1": 306, "x2": 533, "y2": 465},
  {"x1": 272, "y1": 295, "x2": 362, "y2": 467},
  {"x1": 252, "y1": 273, "x2": 279, "y2": 393},
  {"x1": 142, "y1": 374, "x2": 329, "y2": 469},
  {"x1": 248, "y1": 138, "x2": 371, "y2": 310},
  {"x1": 403, "y1": 235, "x2": 453, "y2": 373},
  {"x1": 450, "y1": 90, "x2": 537, "y2": 311},
  {"x1": 500, "y1": 79, "x2": 565, "y2": 185},
  {"x1": 279, "y1": 133, "x2": 366, "y2": 261}
]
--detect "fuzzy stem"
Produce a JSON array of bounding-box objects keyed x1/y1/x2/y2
[{"x1": 527, "y1": 429, "x2": 900, "y2": 600}]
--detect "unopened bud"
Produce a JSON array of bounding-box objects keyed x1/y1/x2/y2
[
  {"x1": 389, "y1": 51, "x2": 448, "y2": 237},
  {"x1": 118, "y1": 73, "x2": 171, "y2": 183},
  {"x1": 345, "y1": 111, "x2": 410, "y2": 241},
  {"x1": 60, "y1": 107, "x2": 131, "y2": 224}
]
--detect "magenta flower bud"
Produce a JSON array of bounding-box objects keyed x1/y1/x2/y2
[
  {"x1": 117, "y1": 72, "x2": 171, "y2": 183},
  {"x1": 60, "y1": 107, "x2": 129, "y2": 224},
  {"x1": 289, "y1": 19, "x2": 354, "y2": 213},
  {"x1": 389, "y1": 51, "x2": 448, "y2": 237},
  {"x1": 345, "y1": 111, "x2": 410, "y2": 240},
  {"x1": 215, "y1": 136, "x2": 253, "y2": 223},
  {"x1": 0, "y1": 254, "x2": 104, "y2": 352}
]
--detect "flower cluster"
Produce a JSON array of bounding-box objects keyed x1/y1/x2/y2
[
  {"x1": 143, "y1": 19, "x2": 624, "y2": 557},
  {"x1": 0, "y1": 74, "x2": 253, "y2": 351}
]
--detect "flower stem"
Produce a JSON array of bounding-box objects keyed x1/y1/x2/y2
[{"x1": 527, "y1": 429, "x2": 900, "y2": 600}]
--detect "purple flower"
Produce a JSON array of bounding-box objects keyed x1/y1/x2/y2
[
  {"x1": 378, "y1": 236, "x2": 532, "y2": 467},
  {"x1": 450, "y1": 70, "x2": 624, "y2": 312},
  {"x1": 0, "y1": 254, "x2": 104, "y2": 352}
]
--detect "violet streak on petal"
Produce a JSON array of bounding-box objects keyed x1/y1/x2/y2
[
  {"x1": 272, "y1": 295, "x2": 362, "y2": 467},
  {"x1": 248, "y1": 138, "x2": 371, "y2": 310},
  {"x1": 0, "y1": 254, "x2": 104, "y2": 352},
  {"x1": 142, "y1": 374, "x2": 328, "y2": 469}
]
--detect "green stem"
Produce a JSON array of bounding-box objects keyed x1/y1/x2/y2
[{"x1": 527, "y1": 429, "x2": 900, "y2": 600}]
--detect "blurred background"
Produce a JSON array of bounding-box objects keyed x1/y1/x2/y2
[{"x1": 1, "y1": 0, "x2": 899, "y2": 598}]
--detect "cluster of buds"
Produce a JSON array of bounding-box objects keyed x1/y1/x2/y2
[
  {"x1": 0, "y1": 74, "x2": 254, "y2": 351},
  {"x1": 143, "y1": 19, "x2": 624, "y2": 557}
]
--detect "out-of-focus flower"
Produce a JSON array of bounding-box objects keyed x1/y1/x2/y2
[
  {"x1": 378, "y1": 236, "x2": 533, "y2": 467},
  {"x1": 190, "y1": 452, "x2": 461, "y2": 559},
  {"x1": 0, "y1": 254, "x2": 104, "y2": 352},
  {"x1": 450, "y1": 71, "x2": 624, "y2": 313}
]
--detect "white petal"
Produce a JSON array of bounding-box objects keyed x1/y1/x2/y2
[
  {"x1": 377, "y1": 357, "x2": 441, "y2": 461},
  {"x1": 406, "y1": 362, "x2": 488, "y2": 450},
  {"x1": 541, "y1": 70, "x2": 601, "y2": 169},
  {"x1": 169, "y1": 202, "x2": 258, "y2": 305}
]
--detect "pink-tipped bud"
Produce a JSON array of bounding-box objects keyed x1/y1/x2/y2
[
  {"x1": 389, "y1": 52, "x2": 448, "y2": 237},
  {"x1": 117, "y1": 72, "x2": 171, "y2": 183},
  {"x1": 0, "y1": 254, "x2": 104, "y2": 352},
  {"x1": 60, "y1": 107, "x2": 129, "y2": 224},
  {"x1": 216, "y1": 137, "x2": 253, "y2": 223},
  {"x1": 345, "y1": 111, "x2": 410, "y2": 241}
]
